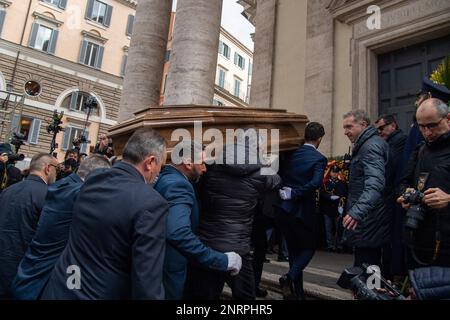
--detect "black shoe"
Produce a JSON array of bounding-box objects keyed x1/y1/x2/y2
[
  {"x1": 277, "y1": 255, "x2": 288, "y2": 262},
  {"x1": 255, "y1": 288, "x2": 268, "y2": 298},
  {"x1": 279, "y1": 274, "x2": 296, "y2": 300}
]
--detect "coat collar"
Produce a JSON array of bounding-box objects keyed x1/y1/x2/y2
[
  {"x1": 353, "y1": 126, "x2": 378, "y2": 156},
  {"x1": 386, "y1": 129, "x2": 403, "y2": 142},
  {"x1": 114, "y1": 161, "x2": 145, "y2": 182},
  {"x1": 162, "y1": 164, "x2": 189, "y2": 181},
  {"x1": 427, "y1": 130, "x2": 450, "y2": 149},
  {"x1": 26, "y1": 174, "x2": 47, "y2": 184},
  {"x1": 68, "y1": 173, "x2": 83, "y2": 184}
]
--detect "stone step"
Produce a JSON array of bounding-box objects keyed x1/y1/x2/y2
[{"x1": 260, "y1": 270, "x2": 352, "y2": 300}]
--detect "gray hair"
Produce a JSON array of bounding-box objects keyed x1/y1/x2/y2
[
  {"x1": 77, "y1": 154, "x2": 111, "y2": 179},
  {"x1": 422, "y1": 98, "x2": 449, "y2": 118},
  {"x1": 343, "y1": 109, "x2": 371, "y2": 126},
  {"x1": 123, "y1": 128, "x2": 166, "y2": 165},
  {"x1": 29, "y1": 153, "x2": 53, "y2": 172}
]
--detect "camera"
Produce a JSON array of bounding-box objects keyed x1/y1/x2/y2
[
  {"x1": 47, "y1": 110, "x2": 64, "y2": 135},
  {"x1": 337, "y1": 264, "x2": 405, "y2": 300},
  {"x1": 402, "y1": 189, "x2": 426, "y2": 230},
  {"x1": 8, "y1": 153, "x2": 25, "y2": 162},
  {"x1": 73, "y1": 134, "x2": 90, "y2": 147},
  {"x1": 83, "y1": 96, "x2": 98, "y2": 111},
  {"x1": 10, "y1": 132, "x2": 26, "y2": 152}
]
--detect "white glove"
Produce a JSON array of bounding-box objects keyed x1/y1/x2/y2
[
  {"x1": 330, "y1": 195, "x2": 340, "y2": 201},
  {"x1": 279, "y1": 187, "x2": 292, "y2": 200},
  {"x1": 225, "y1": 252, "x2": 242, "y2": 276}
]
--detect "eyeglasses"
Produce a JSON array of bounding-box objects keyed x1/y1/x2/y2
[
  {"x1": 417, "y1": 117, "x2": 445, "y2": 130},
  {"x1": 376, "y1": 122, "x2": 393, "y2": 133}
]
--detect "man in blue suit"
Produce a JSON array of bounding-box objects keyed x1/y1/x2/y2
[
  {"x1": 154, "y1": 141, "x2": 242, "y2": 300},
  {"x1": 0, "y1": 153, "x2": 59, "y2": 299},
  {"x1": 275, "y1": 122, "x2": 327, "y2": 300},
  {"x1": 11, "y1": 155, "x2": 111, "y2": 300},
  {"x1": 41, "y1": 128, "x2": 168, "y2": 299}
]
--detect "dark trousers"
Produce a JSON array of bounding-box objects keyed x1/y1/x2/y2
[
  {"x1": 185, "y1": 253, "x2": 255, "y2": 300},
  {"x1": 354, "y1": 247, "x2": 382, "y2": 269},
  {"x1": 252, "y1": 215, "x2": 269, "y2": 290},
  {"x1": 276, "y1": 212, "x2": 316, "y2": 299}
]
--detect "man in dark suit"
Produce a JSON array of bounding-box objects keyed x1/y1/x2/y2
[
  {"x1": 41, "y1": 128, "x2": 169, "y2": 300},
  {"x1": 275, "y1": 122, "x2": 327, "y2": 300},
  {"x1": 155, "y1": 141, "x2": 242, "y2": 300},
  {"x1": 11, "y1": 155, "x2": 111, "y2": 300},
  {"x1": 0, "y1": 153, "x2": 59, "y2": 298}
]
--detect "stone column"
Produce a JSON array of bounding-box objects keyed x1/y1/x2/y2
[
  {"x1": 119, "y1": 0, "x2": 172, "y2": 122},
  {"x1": 304, "y1": 0, "x2": 334, "y2": 156},
  {"x1": 249, "y1": 0, "x2": 277, "y2": 109},
  {"x1": 163, "y1": 0, "x2": 223, "y2": 106}
]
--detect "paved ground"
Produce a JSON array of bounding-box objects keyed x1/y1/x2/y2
[{"x1": 258, "y1": 250, "x2": 355, "y2": 300}]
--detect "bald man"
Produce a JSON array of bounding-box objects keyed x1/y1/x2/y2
[
  {"x1": 398, "y1": 98, "x2": 450, "y2": 269},
  {"x1": 0, "y1": 153, "x2": 59, "y2": 298}
]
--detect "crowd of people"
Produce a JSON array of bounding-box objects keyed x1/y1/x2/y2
[{"x1": 0, "y1": 79, "x2": 449, "y2": 300}]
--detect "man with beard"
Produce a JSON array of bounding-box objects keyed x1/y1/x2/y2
[{"x1": 154, "y1": 141, "x2": 242, "y2": 300}]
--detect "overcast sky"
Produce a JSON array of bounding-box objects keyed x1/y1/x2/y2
[{"x1": 172, "y1": 0, "x2": 255, "y2": 51}]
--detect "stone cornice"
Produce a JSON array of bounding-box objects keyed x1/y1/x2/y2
[
  {"x1": 114, "y1": 0, "x2": 137, "y2": 10},
  {"x1": 81, "y1": 30, "x2": 108, "y2": 44},
  {"x1": 0, "y1": 0, "x2": 12, "y2": 8},
  {"x1": 32, "y1": 11, "x2": 64, "y2": 27},
  {"x1": 237, "y1": 0, "x2": 256, "y2": 26},
  {"x1": 327, "y1": 0, "x2": 406, "y2": 24}
]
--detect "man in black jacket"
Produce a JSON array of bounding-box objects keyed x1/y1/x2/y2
[
  {"x1": 186, "y1": 137, "x2": 281, "y2": 300},
  {"x1": 398, "y1": 98, "x2": 450, "y2": 269},
  {"x1": 0, "y1": 153, "x2": 58, "y2": 298},
  {"x1": 41, "y1": 128, "x2": 168, "y2": 300},
  {"x1": 342, "y1": 110, "x2": 389, "y2": 269},
  {"x1": 375, "y1": 114, "x2": 407, "y2": 279}
]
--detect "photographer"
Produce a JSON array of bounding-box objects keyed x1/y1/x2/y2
[
  {"x1": 0, "y1": 143, "x2": 23, "y2": 192},
  {"x1": 94, "y1": 134, "x2": 114, "y2": 159},
  {"x1": 397, "y1": 98, "x2": 450, "y2": 269}
]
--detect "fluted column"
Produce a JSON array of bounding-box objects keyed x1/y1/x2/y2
[
  {"x1": 119, "y1": 0, "x2": 172, "y2": 121},
  {"x1": 249, "y1": 0, "x2": 277, "y2": 108},
  {"x1": 163, "y1": 0, "x2": 223, "y2": 105}
]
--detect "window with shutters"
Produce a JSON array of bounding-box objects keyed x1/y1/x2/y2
[
  {"x1": 86, "y1": 0, "x2": 112, "y2": 28},
  {"x1": 234, "y1": 78, "x2": 241, "y2": 98},
  {"x1": 61, "y1": 91, "x2": 99, "y2": 116},
  {"x1": 126, "y1": 14, "x2": 134, "y2": 36},
  {"x1": 0, "y1": 10, "x2": 6, "y2": 38},
  {"x1": 42, "y1": 0, "x2": 67, "y2": 9},
  {"x1": 78, "y1": 40, "x2": 104, "y2": 69},
  {"x1": 218, "y1": 68, "x2": 226, "y2": 88},
  {"x1": 61, "y1": 126, "x2": 89, "y2": 153},
  {"x1": 234, "y1": 53, "x2": 245, "y2": 70},
  {"x1": 219, "y1": 41, "x2": 230, "y2": 59},
  {"x1": 29, "y1": 24, "x2": 58, "y2": 54},
  {"x1": 11, "y1": 115, "x2": 41, "y2": 145}
]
